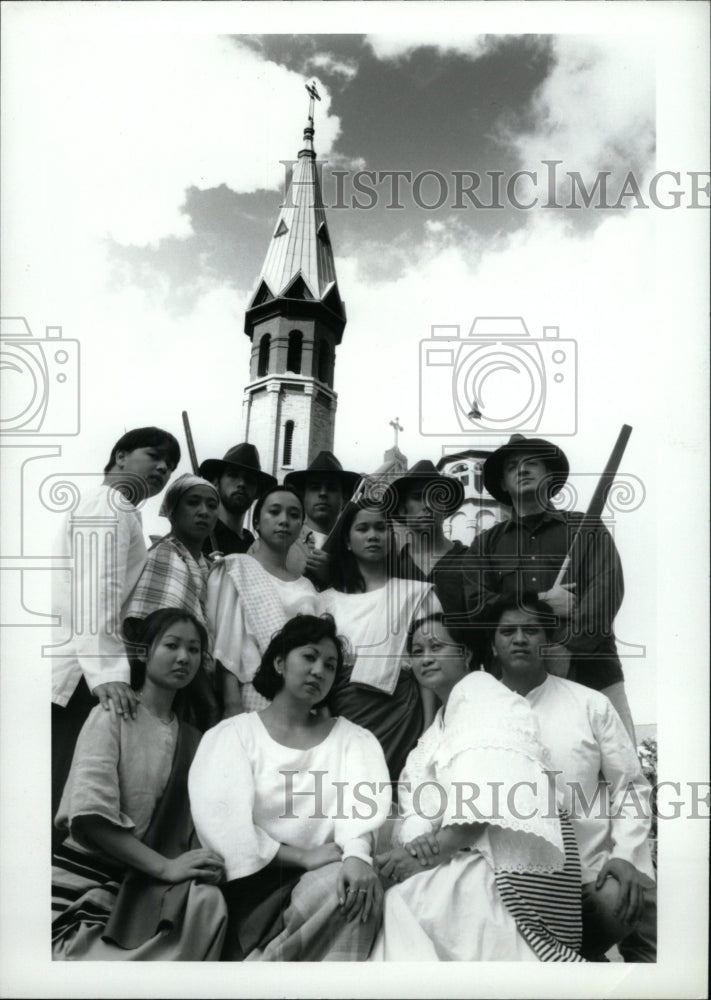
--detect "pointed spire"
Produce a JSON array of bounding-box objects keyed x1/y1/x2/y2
[{"x1": 247, "y1": 84, "x2": 345, "y2": 319}]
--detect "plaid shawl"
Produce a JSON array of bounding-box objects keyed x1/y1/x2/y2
[
  {"x1": 124, "y1": 535, "x2": 210, "y2": 632},
  {"x1": 223, "y1": 556, "x2": 316, "y2": 654},
  {"x1": 247, "y1": 862, "x2": 378, "y2": 961}
]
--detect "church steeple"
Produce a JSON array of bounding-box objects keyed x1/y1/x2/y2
[
  {"x1": 242, "y1": 84, "x2": 347, "y2": 481},
  {"x1": 247, "y1": 95, "x2": 345, "y2": 322}
]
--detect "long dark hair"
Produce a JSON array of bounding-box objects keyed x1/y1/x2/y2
[
  {"x1": 126, "y1": 607, "x2": 208, "y2": 689},
  {"x1": 327, "y1": 501, "x2": 399, "y2": 593}
]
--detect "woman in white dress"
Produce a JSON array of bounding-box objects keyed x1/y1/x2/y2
[
  {"x1": 321, "y1": 501, "x2": 437, "y2": 781},
  {"x1": 188, "y1": 613, "x2": 391, "y2": 961},
  {"x1": 371, "y1": 613, "x2": 585, "y2": 962},
  {"x1": 207, "y1": 486, "x2": 320, "y2": 715}
]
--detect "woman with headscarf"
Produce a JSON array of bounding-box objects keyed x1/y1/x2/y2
[
  {"x1": 123, "y1": 473, "x2": 220, "y2": 730},
  {"x1": 206, "y1": 485, "x2": 320, "y2": 717}
]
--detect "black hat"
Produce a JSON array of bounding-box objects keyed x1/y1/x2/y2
[
  {"x1": 284, "y1": 451, "x2": 361, "y2": 498},
  {"x1": 388, "y1": 460, "x2": 465, "y2": 521},
  {"x1": 199, "y1": 443, "x2": 276, "y2": 494},
  {"x1": 483, "y1": 435, "x2": 569, "y2": 505}
]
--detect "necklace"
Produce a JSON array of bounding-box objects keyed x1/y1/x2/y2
[{"x1": 142, "y1": 704, "x2": 175, "y2": 725}]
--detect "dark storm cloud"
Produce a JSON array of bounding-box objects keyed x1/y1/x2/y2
[
  {"x1": 104, "y1": 34, "x2": 654, "y2": 308},
  {"x1": 107, "y1": 185, "x2": 279, "y2": 313}
]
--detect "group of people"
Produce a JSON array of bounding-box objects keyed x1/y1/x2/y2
[{"x1": 50, "y1": 426, "x2": 656, "y2": 962}]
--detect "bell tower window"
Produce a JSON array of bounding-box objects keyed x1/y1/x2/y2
[
  {"x1": 283, "y1": 420, "x2": 295, "y2": 466},
  {"x1": 287, "y1": 331, "x2": 303, "y2": 374},
  {"x1": 317, "y1": 339, "x2": 331, "y2": 383},
  {"x1": 257, "y1": 334, "x2": 271, "y2": 377}
]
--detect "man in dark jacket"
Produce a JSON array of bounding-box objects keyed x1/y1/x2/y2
[
  {"x1": 464, "y1": 434, "x2": 635, "y2": 741},
  {"x1": 389, "y1": 460, "x2": 469, "y2": 621}
]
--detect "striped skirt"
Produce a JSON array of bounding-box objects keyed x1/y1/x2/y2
[
  {"x1": 52, "y1": 840, "x2": 227, "y2": 961},
  {"x1": 370, "y1": 811, "x2": 585, "y2": 962},
  {"x1": 495, "y1": 810, "x2": 584, "y2": 962},
  {"x1": 52, "y1": 840, "x2": 124, "y2": 945}
]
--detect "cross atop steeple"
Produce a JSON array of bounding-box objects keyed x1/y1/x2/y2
[
  {"x1": 389, "y1": 417, "x2": 404, "y2": 447},
  {"x1": 241, "y1": 84, "x2": 348, "y2": 479},
  {"x1": 245, "y1": 80, "x2": 345, "y2": 330},
  {"x1": 305, "y1": 81, "x2": 321, "y2": 126}
]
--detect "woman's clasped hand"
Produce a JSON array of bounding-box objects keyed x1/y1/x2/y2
[
  {"x1": 337, "y1": 856, "x2": 384, "y2": 923},
  {"x1": 376, "y1": 832, "x2": 442, "y2": 883},
  {"x1": 159, "y1": 848, "x2": 225, "y2": 886}
]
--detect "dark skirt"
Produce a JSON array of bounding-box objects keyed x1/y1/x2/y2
[
  {"x1": 220, "y1": 865, "x2": 302, "y2": 961},
  {"x1": 330, "y1": 662, "x2": 424, "y2": 782}
]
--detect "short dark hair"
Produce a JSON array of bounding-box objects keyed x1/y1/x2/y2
[
  {"x1": 252, "y1": 485, "x2": 304, "y2": 534},
  {"x1": 406, "y1": 612, "x2": 475, "y2": 671},
  {"x1": 252, "y1": 614, "x2": 345, "y2": 705},
  {"x1": 104, "y1": 427, "x2": 181, "y2": 474},
  {"x1": 125, "y1": 607, "x2": 208, "y2": 689},
  {"x1": 488, "y1": 592, "x2": 557, "y2": 641}
]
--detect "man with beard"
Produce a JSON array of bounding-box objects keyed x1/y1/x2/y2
[{"x1": 199, "y1": 444, "x2": 276, "y2": 556}]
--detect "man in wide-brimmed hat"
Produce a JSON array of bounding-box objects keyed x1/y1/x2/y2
[
  {"x1": 465, "y1": 434, "x2": 635, "y2": 741},
  {"x1": 282, "y1": 451, "x2": 361, "y2": 584},
  {"x1": 199, "y1": 443, "x2": 276, "y2": 556},
  {"x1": 388, "y1": 460, "x2": 469, "y2": 621},
  {"x1": 469, "y1": 434, "x2": 654, "y2": 962}
]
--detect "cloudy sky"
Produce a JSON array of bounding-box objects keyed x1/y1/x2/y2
[{"x1": 1, "y1": 3, "x2": 709, "y2": 991}]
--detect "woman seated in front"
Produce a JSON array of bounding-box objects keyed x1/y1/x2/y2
[
  {"x1": 52, "y1": 609, "x2": 227, "y2": 961},
  {"x1": 188, "y1": 614, "x2": 391, "y2": 961},
  {"x1": 371, "y1": 612, "x2": 585, "y2": 962}
]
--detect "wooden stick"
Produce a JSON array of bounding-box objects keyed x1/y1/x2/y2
[
  {"x1": 553, "y1": 424, "x2": 633, "y2": 587},
  {"x1": 320, "y1": 475, "x2": 371, "y2": 556},
  {"x1": 181, "y1": 410, "x2": 219, "y2": 554}
]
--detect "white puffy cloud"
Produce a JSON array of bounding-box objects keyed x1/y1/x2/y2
[
  {"x1": 3, "y1": 29, "x2": 340, "y2": 248},
  {"x1": 307, "y1": 52, "x2": 359, "y2": 81},
  {"x1": 506, "y1": 35, "x2": 655, "y2": 179},
  {"x1": 365, "y1": 33, "x2": 505, "y2": 61}
]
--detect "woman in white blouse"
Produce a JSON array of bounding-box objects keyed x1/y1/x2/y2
[
  {"x1": 321, "y1": 501, "x2": 438, "y2": 781},
  {"x1": 207, "y1": 486, "x2": 320, "y2": 716},
  {"x1": 188, "y1": 614, "x2": 391, "y2": 961},
  {"x1": 371, "y1": 613, "x2": 585, "y2": 962}
]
